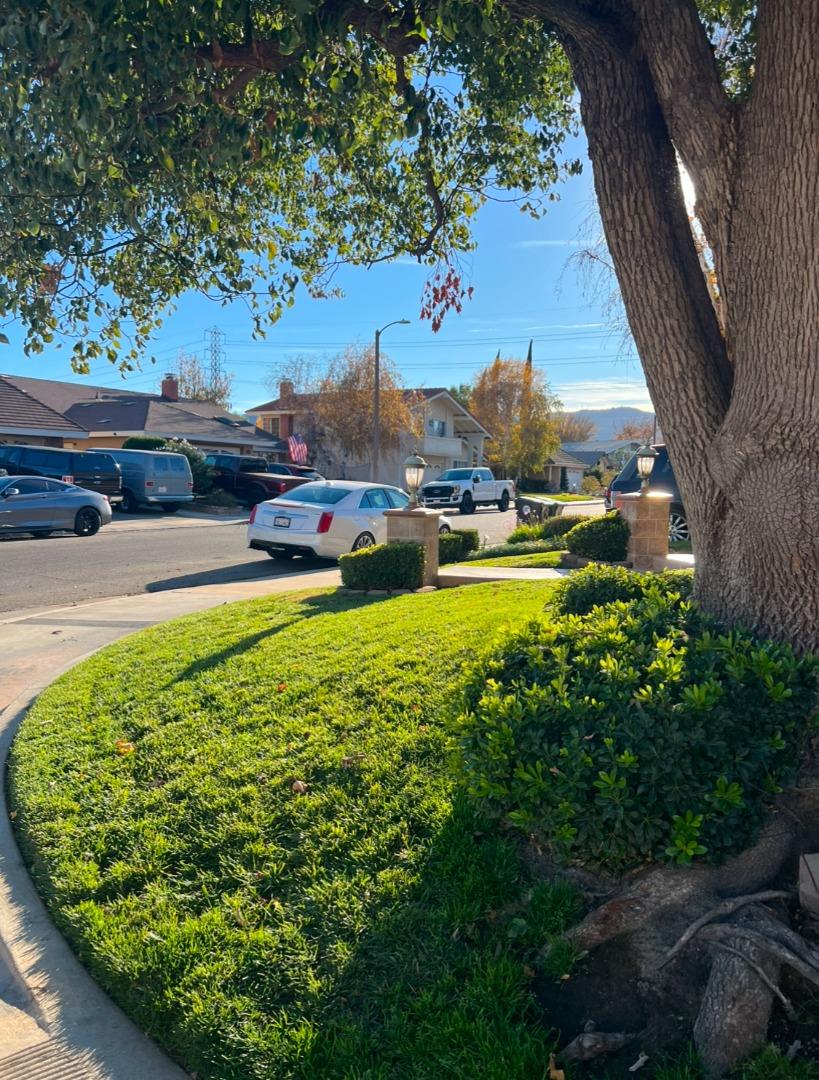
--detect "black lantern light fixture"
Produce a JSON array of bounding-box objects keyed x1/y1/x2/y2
[
  {"x1": 403, "y1": 451, "x2": 427, "y2": 508},
  {"x1": 636, "y1": 444, "x2": 659, "y2": 491}
]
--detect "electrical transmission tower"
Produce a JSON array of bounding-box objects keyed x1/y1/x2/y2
[{"x1": 205, "y1": 326, "x2": 226, "y2": 385}]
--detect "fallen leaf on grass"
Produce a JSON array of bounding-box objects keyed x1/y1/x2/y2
[
  {"x1": 341, "y1": 753, "x2": 366, "y2": 768},
  {"x1": 115, "y1": 740, "x2": 135, "y2": 755},
  {"x1": 291, "y1": 780, "x2": 309, "y2": 794},
  {"x1": 549, "y1": 1053, "x2": 565, "y2": 1080}
]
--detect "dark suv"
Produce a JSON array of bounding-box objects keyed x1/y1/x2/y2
[
  {"x1": 605, "y1": 444, "x2": 688, "y2": 542},
  {"x1": 0, "y1": 444, "x2": 122, "y2": 505}
]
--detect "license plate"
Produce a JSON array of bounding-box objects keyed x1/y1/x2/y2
[
  {"x1": 157, "y1": 485, "x2": 167, "y2": 493},
  {"x1": 274, "y1": 516, "x2": 291, "y2": 528}
]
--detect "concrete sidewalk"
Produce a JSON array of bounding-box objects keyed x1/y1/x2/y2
[{"x1": 0, "y1": 568, "x2": 339, "y2": 1078}]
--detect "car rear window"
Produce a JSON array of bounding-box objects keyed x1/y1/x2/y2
[
  {"x1": 239, "y1": 458, "x2": 267, "y2": 472},
  {"x1": 167, "y1": 456, "x2": 187, "y2": 472},
  {"x1": 289, "y1": 485, "x2": 354, "y2": 505},
  {"x1": 77, "y1": 453, "x2": 116, "y2": 471}
]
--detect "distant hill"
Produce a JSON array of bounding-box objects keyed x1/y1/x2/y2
[{"x1": 572, "y1": 407, "x2": 656, "y2": 442}]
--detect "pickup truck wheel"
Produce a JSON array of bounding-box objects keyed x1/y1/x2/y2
[
  {"x1": 497, "y1": 491, "x2": 510, "y2": 513},
  {"x1": 120, "y1": 489, "x2": 138, "y2": 514},
  {"x1": 459, "y1": 492, "x2": 474, "y2": 515}
]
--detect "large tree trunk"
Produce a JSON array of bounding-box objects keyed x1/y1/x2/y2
[{"x1": 540, "y1": 0, "x2": 819, "y2": 652}]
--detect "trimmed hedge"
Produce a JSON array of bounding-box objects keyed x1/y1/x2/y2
[
  {"x1": 565, "y1": 512, "x2": 629, "y2": 561},
  {"x1": 507, "y1": 515, "x2": 586, "y2": 545},
  {"x1": 339, "y1": 541, "x2": 425, "y2": 591},
  {"x1": 439, "y1": 528, "x2": 481, "y2": 565},
  {"x1": 454, "y1": 528, "x2": 480, "y2": 554},
  {"x1": 455, "y1": 593, "x2": 818, "y2": 870},
  {"x1": 551, "y1": 563, "x2": 694, "y2": 616}
]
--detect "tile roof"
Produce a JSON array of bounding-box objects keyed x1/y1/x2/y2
[
  {"x1": 547, "y1": 448, "x2": 588, "y2": 469},
  {"x1": 0, "y1": 375, "x2": 86, "y2": 435}
]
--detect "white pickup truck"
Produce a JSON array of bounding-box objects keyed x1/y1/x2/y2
[{"x1": 419, "y1": 467, "x2": 515, "y2": 514}]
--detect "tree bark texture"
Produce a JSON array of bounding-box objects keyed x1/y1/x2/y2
[{"x1": 532, "y1": 0, "x2": 819, "y2": 651}]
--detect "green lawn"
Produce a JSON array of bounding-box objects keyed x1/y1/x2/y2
[
  {"x1": 517, "y1": 493, "x2": 601, "y2": 502},
  {"x1": 10, "y1": 582, "x2": 580, "y2": 1080},
  {"x1": 463, "y1": 551, "x2": 565, "y2": 569}
]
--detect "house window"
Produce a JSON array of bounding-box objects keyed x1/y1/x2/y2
[
  {"x1": 453, "y1": 459, "x2": 469, "y2": 468},
  {"x1": 260, "y1": 416, "x2": 280, "y2": 437},
  {"x1": 427, "y1": 419, "x2": 446, "y2": 437}
]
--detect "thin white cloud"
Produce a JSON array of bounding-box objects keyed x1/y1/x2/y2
[
  {"x1": 515, "y1": 239, "x2": 582, "y2": 248},
  {"x1": 388, "y1": 257, "x2": 427, "y2": 268},
  {"x1": 553, "y1": 377, "x2": 654, "y2": 412}
]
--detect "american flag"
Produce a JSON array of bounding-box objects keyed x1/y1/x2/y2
[{"x1": 287, "y1": 433, "x2": 309, "y2": 465}]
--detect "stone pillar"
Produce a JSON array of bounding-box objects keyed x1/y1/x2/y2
[
  {"x1": 384, "y1": 508, "x2": 441, "y2": 586},
  {"x1": 616, "y1": 491, "x2": 671, "y2": 571}
]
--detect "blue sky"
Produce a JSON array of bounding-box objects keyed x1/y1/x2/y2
[{"x1": 1, "y1": 132, "x2": 654, "y2": 417}]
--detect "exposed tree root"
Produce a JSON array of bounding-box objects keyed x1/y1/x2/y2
[
  {"x1": 538, "y1": 796, "x2": 819, "y2": 1076},
  {"x1": 660, "y1": 890, "x2": 793, "y2": 969}
]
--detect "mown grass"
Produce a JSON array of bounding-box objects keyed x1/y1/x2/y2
[
  {"x1": 464, "y1": 551, "x2": 565, "y2": 569},
  {"x1": 10, "y1": 581, "x2": 581, "y2": 1080},
  {"x1": 517, "y1": 493, "x2": 599, "y2": 502}
]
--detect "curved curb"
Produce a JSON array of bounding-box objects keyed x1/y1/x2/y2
[{"x1": 0, "y1": 662, "x2": 190, "y2": 1079}]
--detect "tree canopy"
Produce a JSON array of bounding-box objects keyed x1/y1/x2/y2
[{"x1": 0, "y1": 1, "x2": 579, "y2": 368}]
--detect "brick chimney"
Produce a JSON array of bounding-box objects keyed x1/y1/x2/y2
[
  {"x1": 161, "y1": 373, "x2": 179, "y2": 402},
  {"x1": 279, "y1": 379, "x2": 295, "y2": 402}
]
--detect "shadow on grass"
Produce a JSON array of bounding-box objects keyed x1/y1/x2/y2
[{"x1": 289, "y1": 799, "x2": 560, "y2": 1080}]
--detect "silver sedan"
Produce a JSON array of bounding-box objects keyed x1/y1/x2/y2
[
  {"x1": 247, "y1": 480, "x2": 450, "y2": 560},
  {"x1": 0, "y1": 475, "x2": 113, "y2": 538}
]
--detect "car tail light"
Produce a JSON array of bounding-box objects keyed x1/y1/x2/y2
[
  {"x1": 249, "y1": 504, "x2": 258, "y2": 524},
  {"x1": 186, "y1": 481, "x2": 193, "y2": 489},
  {"x1": 145, "y1": 480, "x2": 154, "y2": 488},
  {"x1": 317, "y1": 511, "x2": 334, "y2": 534}
]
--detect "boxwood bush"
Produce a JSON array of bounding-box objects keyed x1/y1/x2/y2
[
  {"x1": 439, "y1": 532, "x2": 466, "y2": 565},
  {"x1": 455, "y1": 528, "x2": 480, "y2": 554},
  {"x1": 551, "y1": 563, "x2": 694, "y2": 616},
  {"x1": 339, "y1": 541, "x2": 425, "y2": 591},
  {"x1": 454, "y1": 593, "x2": 817, "y2": 870},
  {"x1": 507, "y1": 515, "x2": 586, "y2": 545},
  {"x1": 565, "y1": 512, "x2": 629, "y2": 561}
]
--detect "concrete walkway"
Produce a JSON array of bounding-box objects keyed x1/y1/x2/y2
[{"x1": 0, "y1": 569, "x2": 340, "y2": 1079}]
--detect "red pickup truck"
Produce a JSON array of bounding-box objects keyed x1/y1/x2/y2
[{"x1": 203, "y1": 454, "x2": 323, "y2": 507}]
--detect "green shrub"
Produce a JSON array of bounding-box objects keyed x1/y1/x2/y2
[
  {"x1": 122, "y1": 436, "x2": 167, "y2": 450},
  {"x1": 340, "y1": 541, "x2": 425, "y2": 591},
  {"x1": 439, "y1": 532, "x2": 467, "y2": 565},
  {"x1": 197, "y1": 488, "x2": 241, "y2": 509},
  {"x1": 565, "y1": 512, "x2": 629, "y2": 561},
  {"x1": 454, "y1": 593, "x2": 817, "y2": 870},
  {"x1": 551, "y1": 563, "x2": 694, "y2": 616},
  {"x1": 507, "y1": 515, "x2": 586, "y2": 545},
  {"x1": 454, "y1": 528, "x2": 480, "y2": 554},
  {"x1": 465, "y1": 537, "x2": 567, "y2": 561}
]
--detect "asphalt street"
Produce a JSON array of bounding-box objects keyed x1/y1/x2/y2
[{"x1": 0, "y1": 506, "x2": 519, "y2": 617}]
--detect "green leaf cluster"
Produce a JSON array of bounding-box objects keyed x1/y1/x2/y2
[{"x1": 453, "y1": 590, "x2": 817, "y2": 870}]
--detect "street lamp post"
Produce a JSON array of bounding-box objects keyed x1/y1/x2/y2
[{"x1": 372, "y1": 318, "x2": 410, "y2": 481}]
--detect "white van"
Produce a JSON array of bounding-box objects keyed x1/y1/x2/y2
[{"x1": 106, "y1": 449, "x2": 194, "y2": 513}]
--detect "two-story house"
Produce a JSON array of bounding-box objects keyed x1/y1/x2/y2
[{"x1": 246, "y1": 384, "x2": 491, "y2": 486}]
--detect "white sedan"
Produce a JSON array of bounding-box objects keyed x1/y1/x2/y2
[{"x1": 247, "y1": 480, "x2": 450, "y2": 560}]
